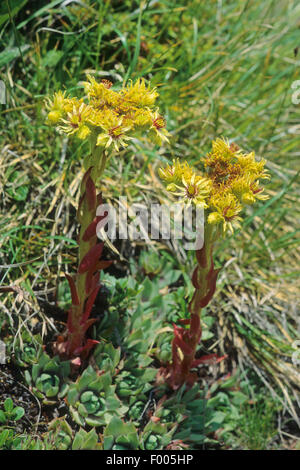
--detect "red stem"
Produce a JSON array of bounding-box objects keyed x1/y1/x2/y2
[
  {"x1": 165, "y1": 229, "x2": 220, "y2": 389},
  {"x1": 56, "y1": 164, "x2": 109, "y2": 361}
]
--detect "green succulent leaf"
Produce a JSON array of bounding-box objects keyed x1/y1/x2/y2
[
  {"x1": 128, "y1": 400, "x2": 145, "y2": 421},
  {"x1": 144, "y1": 434, "x2": 161, "y2": 450},
  {"x1": 85, "y1": 415, "x2": 105, "y2": 427},
  {"x1": 70, "y1": 408, "x2": 85, "y2": 427},
  {"x1": 58, "y1": 383, "x2": 69, "y2": 399},
  {"x1": 11, "y1": 406, "x2": 25, "y2": 421},
  {"x1": 36, "y1": 373, "x2": 59, "y2": 395},
  {"x1": 4, "y1": 398, "x2": 14, "y2": 413},
  {"x1": 80, "y1": 391, "x2": 103, "y2": 415},
  {"x1": 103, "y1": 417, "x2": 140, "y2": 450},
  {"x1": 0, "y1": 429, "x2": 11, "y2": 447},
  {"x1": 72, "y1": 428, "x2": 100, "y2": 450},
  {"x1": 77, "y1": 403, "x2": 89, "y2": 418},
  {"x1": 0, "y1": 410, "x2": 7, "y2": 424}
]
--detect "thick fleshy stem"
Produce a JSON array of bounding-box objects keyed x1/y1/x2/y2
[
  {"x1": 163, "y1": 225, "x2": 223, "y2": 389},
  {"x1": 56, "y1": 138, "x2": 111, "y2": 361}
]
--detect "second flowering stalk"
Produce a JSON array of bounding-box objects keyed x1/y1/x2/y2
[{"x1": 159, "y1": 139, "x2": 270, "y2": 388}]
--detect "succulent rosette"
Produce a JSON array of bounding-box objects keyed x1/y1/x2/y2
[
  {"x1": 141, "y1": 421, "x2": 176, "y2": 450},
  {"x1": 67, "y1": 366, "x2": 127, "y2": 427},
  {"x1": 103, "y1": 417, "x2": 140, "y2": 450},
  {"x1": 93, "y1": 342, "x2": 121, "y2": 375},
  {"x1": 24, "y1": 352, "x2": 70, "y2": 405}
]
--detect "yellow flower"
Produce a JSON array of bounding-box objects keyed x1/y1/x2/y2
[
  {"x1": 237, "y1": 151, "x2": 269, "y2": 180},
  {"x1": 204, "y1": 137, "x2": 269, "y2": 205},
  {"x1": 47, "y1": 110, "x2": 62, "y2": 124},
  {"x1": 121, "y1": 78, "x2": 158, "y2": 108},
  {"x1": 132, "y1": 108, "x2": 153, "y2": 128},
  {"x1": 148, "y1": 110, "x2": 171, "y2": 145},
  {"x1": 58, "y1": 102, "x2": 92, "y2": 139},
  {"x1": 45, "y1": 75, "x2": 169, "y2": 151},
  {"x1": 210, "y1": 137, "x2": 241, "y2": 161},
  {"x1": 208, "y1": 192, "x2": 242, "y2": 233},
  {"x1": 230, "y1": 176, "x2": 252, "y2": 202},
  {"x1": 230, "y1": 176, "x2": 268, "y2": 205},
  {"x1": 207, "y1": 212, "x2": 224, "y2": 225},
  {"x1": 96, "y1": 119, "x2": 133, "y2": 151},
  {"x1": 46, "y1": 91, "x2": 70, "y2": 124},
  {"x1": 158, "y1": 159, "x2": 194, "y2": 185},
  {"x1": 159, "y1": 138, "x2": 270, "y2": 235},
  {"x1": 83, "y1": 74, "x2": 120, "y2": 109},
  {"x1": 167, "y1": 173, "x2": 212, "y2": 208}
]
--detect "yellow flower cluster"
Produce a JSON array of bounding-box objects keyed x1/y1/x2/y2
[
  {"x1": 159, "y1": 138, "x2": 270, "y2": 233},
  {"x1": 159, "y1": 160, "x2": 212, "y2": 209},
  {"x1": 46, "y1": 76, "x2": 170, "y2": 151}
]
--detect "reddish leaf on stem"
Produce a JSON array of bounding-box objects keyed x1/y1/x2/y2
[
  {"x1": 198, "y1": 267, "x2": 220, "y2": 307},
  {"x1": 73, "y1": 339, "x2": 99, "y2": 357},
  {"x1": 94, "y1": 260, "x2": 113, "y2": 270},
  {"x1": 85, "y1": 269, "x2": 93, "y2": 295},
  {"x1": 191, "y1": 354, "x2": 227, "y2": 367},
  {"x1": 81, "y1": 317, "x2": 97, "y2": 333},
  {"x1": 81, "y1": 166, "x2": 93, "y2": 193},
  {"x1": 81, "y1": 284, "x2": 100, "y2": 323},
  {"x1": 85, "y1": 271, "x2": 100, "y2": 296},
  {"x1": 82, "y1": 213, "x2": 108, "y2": 242},
  {"x1": 65, "y1": 273, "x2": 80, "y2": 306},
  {"x1": 196, "y1": 244, "x2": 207, "y2": 268},
  {"x1": 78, "y1": 243, "x2": 104, "y2": 273},
  {"x1": 66, "y1": 309, "x2": 74, "y2": 333},
  {"x1": 82, "y1": 217, "x2": 98, "y2": 242},
  {"x1": 173, "y1": 333, "x2": 193, "y2": 356},
  {"x1": 191, "y1": 266, "x2": 201, "y2": 289},
  {"x1": 190, "y1": 313, "x2": 200, "y2": 333}
]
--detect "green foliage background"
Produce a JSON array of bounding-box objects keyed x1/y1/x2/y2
[{"x1": 0, "y1": 0, "x2": 299, "y2": 450}]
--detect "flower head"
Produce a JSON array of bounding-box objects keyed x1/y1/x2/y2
[
  {"x1": 159, "y1": 137, "x2": 270, "y2": 234},
  {"x1": 96, "y1": 119, "x2": 133, "y2": 152},
  {"x1": 46, "y1": 75, "x2": 169, "y2": 153},
  {"x1": 208, "y1": 192, "x2": 242, "y2": 233},
  {"x1": 203, "y1": 137, "x2": 270, "y2": 215},
  {"x1": 46, "y1": 91, "x2": 73, "y2": 124},
  {"x1": 159, "y1": 163, "x2": 212, "y2": 208},
  {"x1": 58, "y1": 102, "x2": 92, "y2": 140},
  {"x1": 158, "y1": 159, "x2": 194, "y2": 185},
  {"x1": 175, "y1": 174, "x2": 212, "y2": 208},
  {"x1": 120, "y1": 78, "x2": 158, "y2": 108}
]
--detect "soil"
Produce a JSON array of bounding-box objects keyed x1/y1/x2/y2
[
  {"x1": 0, "y1": 360, "x2": 76, "y2": 438},
  {"x1": 0, "y1": 363, "x2": 46, "y2": 435}
]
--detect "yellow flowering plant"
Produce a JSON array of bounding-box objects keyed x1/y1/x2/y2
[
  {"x1": 159, "y1": 138, "x2": 270, "y2": 389},
  {"x1": 46, "y1": 76, "x2": 170, "y2": 365}
]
